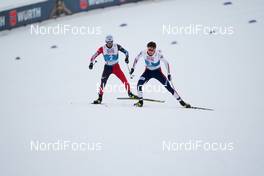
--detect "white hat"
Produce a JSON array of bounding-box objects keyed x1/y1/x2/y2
[{"x1": 105, "y1": 35, "x2": 113, "y2": 43}]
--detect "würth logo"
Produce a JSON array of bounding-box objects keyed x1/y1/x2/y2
[
  {"x1": 80, "y1": 0, "x2": 88, "y2": 10},
  {"x1": 9, "y1": 10, "x2": 17, "y2": 26},
  {"x1": 0, "y1": 16, "x2": 5, "y2": 27}
]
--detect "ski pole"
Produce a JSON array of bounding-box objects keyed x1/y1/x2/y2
[
  {"x1": 169, "y1": 79, "x2": 176, "y2": 91},
  {"x1": 169, "y1": 79, "x2": 182, "y2": 100}
]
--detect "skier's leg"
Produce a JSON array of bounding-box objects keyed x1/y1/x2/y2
[
  {"x1": 155, "y1": 69, "x2": 191, "y2": 108},
  {"x1": 134, "y1": 69, "x2": 152, "y2": 107},
  {"x1": 137, "y1": 69, "x2": 151, "y2": 99},
  {"x1": 93, "y1": 65, "x2": 112, "y2": 104},
  {"x1": 112, "y1": 63, "x2": 131, "y2": 93},
  {"x1": 99, "y1": 65, "x2": 112, "y2": 96},
  {"x1": 155, "y1": 69, "x2": 181, "y2": 100}
]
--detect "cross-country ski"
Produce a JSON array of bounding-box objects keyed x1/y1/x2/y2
[{"x1": 117, "y1": 97, "x2": 165, "y2": 103}]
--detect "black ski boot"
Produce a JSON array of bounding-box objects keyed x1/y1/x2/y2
[
  {"x1": 93, "y1": 95, "x2": 102, "y2": 104},
  {"x1": 179, "y1": 100, "x2": 191, "y2": 108},
  {"x1": 128, "y1": 92, "x2": 138, "y2": 99},
  {"x1": 134, "y1": 99, "x2": 143, "y2": 107}
]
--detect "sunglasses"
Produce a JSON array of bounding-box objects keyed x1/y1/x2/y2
[
  {"x1": 106, "y1": 41, "x2": 113, "y2": 44},
  {"x1": 147, "y1": 48, "x2": 155, "y2": 52}
]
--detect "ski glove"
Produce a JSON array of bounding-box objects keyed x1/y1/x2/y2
[
  {"x1": 89, "y1": 62, "x2": 93, "y2": 70},
  {"x1": 125, "y1": 55, "x2": 129, "y2": 64},
  {"x1": 130, "y1": 68, "x2": 134, "y2": 75},
  {"x1": 168, "y1": 74, "x2": 172, "y2": 81}
]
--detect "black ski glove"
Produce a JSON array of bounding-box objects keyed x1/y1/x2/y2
[
  {"x1": 125, "y1": 55, "x2": 129, "y2": 64},
  {"x1": 89, "y1": 62, "x2": 93, "y2": 70},
  {"x1": 168, "y1": 74, "x2": 172, "y2": 81},
  {"x1": 130, "y1": 68, "x2": 134, "y2": 75}
]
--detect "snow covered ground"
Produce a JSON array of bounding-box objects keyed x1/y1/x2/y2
[{"x1": 0, "y1": 0, "x2": 264, "y2": 175}]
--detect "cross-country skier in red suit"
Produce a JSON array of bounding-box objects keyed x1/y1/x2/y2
[{"x1": 89, "y1": 35, "x2": 137, "y2": 104}]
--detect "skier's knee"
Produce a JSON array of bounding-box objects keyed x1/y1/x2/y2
[{"x1": 137, "y1": 81, "x2": 144, "y2": 91}]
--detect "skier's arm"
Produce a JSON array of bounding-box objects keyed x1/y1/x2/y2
[
  {"x1": 132, "y1": 51, "x2": 143, "y2": 70},
  {"x1": 129, "y1": 51, "x2": 143, "y2": 75},
  {"x1": 117, "y1": 44, "x2": 129, "y2": 57},
  {"x1": 90, "y1": 47, "x2": 103, "y2": 63},
  {"x1": 127, "y1": 51, "x2": 141, "y2": 75},
  {"x1": 160, "y1": 55, "x2": 171, "y2": 75},
  {"x1": 89, "y1": 47, "x2": 103, "y2": 70},
  {"x1": 160, "y1": 54, "x2": 172, "y2": 81},
  {"x1": 118, "y1": 44, "x2": 129, "y2": 63}
]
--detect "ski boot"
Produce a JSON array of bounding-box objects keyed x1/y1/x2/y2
[
  {"x1": 128, "y1": 92, "x2": 139, "y2": 99},
  {"x1": 134, "y1": 99, "x2": 143, "y2": 107},
  {"x1": 179, "y1": 100, "x2": 191, "y2": 108},
  {"x1": 93, "y1": 95, "x2": 102, "y2": 104}
]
